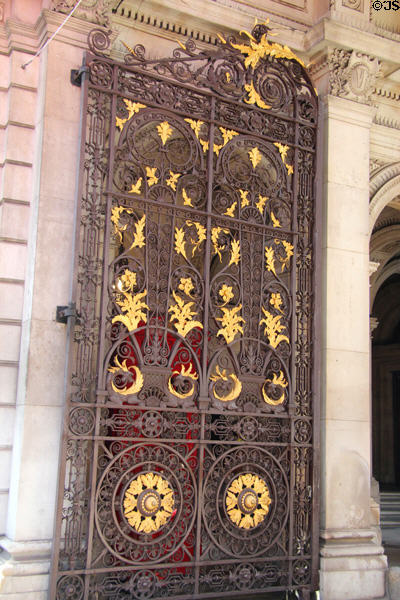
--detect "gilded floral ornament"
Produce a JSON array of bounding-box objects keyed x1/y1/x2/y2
[
  {"x1": 262, "y1": 370, "x2": 288, "y2": 406},
  {"x1": 182, "y1": 188, "x2": 193, "y2": 207},
  {"x1": 146, "y1": 166, "x2": 158, "y2": 187},
  {"x1": 157, "y1": 121, "x2": 173, "y2": 145},
  {"x1": 226, "y1": 474, "x2": 271, "y2": 529},
  {"x1": 248, "y1": 147, "x2": 262, "y2": 169},
  {"x1": 166, "y1": 171, "x2": 181, "y2": 191},
  {"x1": 111, "y1": 207, "x2": 145, "y2": 250},
  {"x1": 178, "y1": 277, "x2": 195, "y2": 298},
  {"x1": 129, "y1": 215, "x2": 146, "y2": 250},
  {"x1": 271, "y1": 212, "x2": 281, "y2": 228},
  {"x1": 124, "y1": 99, "x2": 146, "y2": 120},
  {"x1": 265, "y1": 245, "x2": 277, "y2": 276},
  {"x1": 129, "y1": 177, "x2": 142, "y2": 195},
  {"x1": 229, "y1": 239, "x2": 241, "y2": 266},
  {"x1": 108, "y1": 356, "x2": 144, "y2": 396},
  {"x1": 256, "y1": 194, "x2": 268, "y2": 215},
  {"x1": 112, "y1": 271, "x2": 149, "y2": 332},
  {"x1": 168, "y1": 291, "x2": 203, "y2": 338},
  {"x1": 210, "y1": 365, "x2": 242, "y2": 402},
  {"x1": 186, "y1": 220, "x2": 206, "y2": 256},
  {"x1": 184, "y1": 118, "x2": 204, "y2": 138},
  {"x1": 270, "y1": 292, "x2": 283, "y2": 313},
  {"x1": 168, "y1": 364, "x2": 198, "y2": 399},
  {"x1": 220, "y1": 127, "x2": 239, "y2": 145},
  {"x1": 239, "y1": 189, "x2": 249, "y2": 207},
  {"x1": 279, "y1": 240, "x2": 294, "y2": 271},
  {"x1": 117, "y1": 269, "x2": 137, "y2": 293},
  {"x1": 219, "y1": 284, "x2": 234, "y2": 305},
  {"x1": 174, "y1": 227, "x2": 187, "y2": 259},
  {"x1": 274, "y1": 142, "x2": 293, "y2": 176},
  {"x1": 216, "y1": 304, "x2": 245, "y2": 344},
  {"x1": 123, "y1": 473, "x2": 174, "y2": 533},
  {"x1": 259, "y1": 307, "x2": 289, "y2": 348},
  {"x1": 224, "y1": 201, "x2": 237, "y2": 218}
]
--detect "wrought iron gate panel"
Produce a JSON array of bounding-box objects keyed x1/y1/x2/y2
[{"x1": 51, "y1": 25, "x2": 319, "y2": 600}]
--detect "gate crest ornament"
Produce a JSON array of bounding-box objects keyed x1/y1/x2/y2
[{"x1": 51, "y1": 19, "x2": 318, "y2": 599}]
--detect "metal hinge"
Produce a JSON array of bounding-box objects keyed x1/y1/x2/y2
[
  {"x1": 70, "y1": 65, "x2": 89, "y2": 87},
  {"x1": 56, "y1": 303, "x2": 79, "y2": 324}
]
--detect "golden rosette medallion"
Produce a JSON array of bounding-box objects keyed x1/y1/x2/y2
[
  {"x1": 225, "y1": 473, "x2": 271, "y2": 529},
  {"x1": 123, "y1": 472, "x2": 174, "y2": 534}
]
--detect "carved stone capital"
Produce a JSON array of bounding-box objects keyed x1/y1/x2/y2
[
  {"x1": 52, "y1": 0, "x2": 112, "y2": 27},
  {"x1": 329, "y1": 49, "x2": 380, "y2": 105},
  {"x1": 370, "y1": 316, "x2": 379, "y2": 336}
]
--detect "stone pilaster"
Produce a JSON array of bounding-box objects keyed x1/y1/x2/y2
[{"x1": 316, "y1": 80, "x2": 387, "y2": 598}]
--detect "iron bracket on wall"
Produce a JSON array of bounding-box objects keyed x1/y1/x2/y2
[
  {"x1": 56, "y1": 303, "x2": 78, "y2": 324},
  {"x1": 70, "y1": 66, "x2": 89, "y2": 87}
]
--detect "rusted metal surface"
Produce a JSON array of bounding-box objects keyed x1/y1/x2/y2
[{"x1": 50, "y1": 24, "x2": 319, "y2": 600}]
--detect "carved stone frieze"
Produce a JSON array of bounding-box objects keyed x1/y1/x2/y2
[
  {"x1": 329, "y1": 49, "x2": 380, "y2": 104},
  {"x1": 52, "y1": 0, "x2": 112, "y2": 27}
]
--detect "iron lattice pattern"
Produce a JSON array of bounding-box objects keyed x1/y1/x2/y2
[{"x1": 51, "y1": 26, "x2": 318, "y2": 600}]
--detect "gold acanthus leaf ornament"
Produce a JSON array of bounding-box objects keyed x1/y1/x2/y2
[
  {"x1": 111, "y1": 206, "x2": 131, "y2": 243},
  {"x1": 128, "y1": 214, "x2": 146, "y2": 250},
  {"x1": 166, "y1": 171, "x2": 181, "y2": 191},
  {"x1": 146, "y1": 166, "x2": 158, "y2": 187},
  {"x1": 262, "y1": 370, "x2": 288, "y2": 406},
  {"x1": 157, "y1": 121, "x2": 173, "y2": 145},
  {"x1": 123, "y1": 473, "x2": 174, "y2": 534},
  {"x1": 108, "y1": 356, "x2": 144, "y2": 396},
  {"x1": 116, "y1": 116, "x2": 127, "y2": 131},
  {"x1": 129, "y1": 177, "x2": 142, "y2": 195},
  {"x1": 210, "y1": 365, "x2": 242, "y2": 402},
  {"x1": 216, "y1": 304, "x2": 245, "y2": 344},
  {"x1": 168, "y1": 364, "x2": 198, "y2": 399},
  {"x1": 248, "y1": 146, "x2": 262, "y2": 169},
  {"x1": 271, "y1": 211, "x2": 281, "y2": 228},
  {"x1": 229, "y1": 239, "x2": 241, "y2": 266},
  {"x1": 174, "y1": 227, "x2": 187, "y2": 259},
  {"x1": 178, "y1": 277, "x2": 195, "y2": 298},
  {"x1": 117, "y1": 269, "x2": 137, "y2": 293},
  {"x1": 270, "y1": 292, "x2": 283, "y2": 313},
  {"x1": 123, "y1": 99, "x2": 147, "y2": 120},
  {"x1": 168, "y1": 291, "x2": 203, "y2": 338},
  {"x1": 112, "y1": 276, "x2": 149, "y2": 332},
  {"x1": 256, "y1": 194, "x2": 268, "y2": 215},
  {"x1": 226, "y1": 473, "x2": 271, "y2": 529},
  {"x1": 244, "y1": 81, "x2": 271, "y2": 109},
  {"x1": 274, "y1": 142, "x2": 293, "y2": 176},
  {"x1": 219, "y1": 127, "x2": 239, "y2": 145},
  {"x1": 226, "y1": 21, "x2": 305, "y2": 70},
  {"x1": 239, "y1": 189, "x2": 250, "y2": 207},
  {"x1": 265, "y1": 245, "x2": 277, "y2": 276},
  {"x1": 184, "y1": 118, "x2": 204, "y2": 139},
  {"x1": 224, "y1": 201, "x2": 237, "y2": 218},
  {"x1": 199, "y1": 139, "x2": 209, "y2": 153},
  {"x1": 259, "y1": 307, "x2": 289, "y2": 348},
  {"x1": 182, "y1": 188, "x2": 193, "y2": 207}
]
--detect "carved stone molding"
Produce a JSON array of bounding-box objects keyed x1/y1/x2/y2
[
  {"x1": 329, "y1": 49, "x2": 380, "y2": 104},
  {"x1": 342, "y1": 0, "x2": 363, "y2": 11},
  {"x1": 52, "y1": 0, "x2": 112, "y2": 27},
  {"x1": 370, "y1": 316, "x2": 379, "y2": 335}
]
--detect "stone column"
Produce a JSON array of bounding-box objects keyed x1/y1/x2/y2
[{"x1": 315, "y1": 50, "x2": 387, "y2": 600}]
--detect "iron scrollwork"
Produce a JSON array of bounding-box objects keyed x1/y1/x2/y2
[{"x1": 52, "y1": 19, "x2": 318, "y2": 600}]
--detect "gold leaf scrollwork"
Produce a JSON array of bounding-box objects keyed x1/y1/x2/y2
[
  {"x1": 123, "y1": 473, "x2": 174, "y2": 533},
  {"x1": 279, "y1": 240, "x2": 294, "y2": 271},
  {"x1": 219, "y1": 127, "x2": 239, "y2": 145},
  {"x1": 262, "y1": 370, "x2": 288, "y2": 406},
  {"x1": 112, "y1": 269, "x2": 149, "y2": 332},
  {"x1": 157, "y1": 121, "x2": 173, "y2": 145},
  {"x1": 224, "y1": 201, "x2": 237, "y2": 217},
  {"x1": 168, "y1": 291, "x2": 203, "y2": 338},
  {"x1": 226, "y1": 474, "x2": 271, "y2": 529},
  {"x1": 259, "y1": 307, "x2": 289, "y2": 348},
  {"x1": 129, "y1": 215, "x2": 146, "y2": 249},
  {"x1": 210, "y1": 365, "x2": 242, "y2": 402},
  {"x1": 216, "y1": 304, "x2": 245, "y2": 344},
  {"x1": 187, "y1": 220, "x2": 206, "y2": 257},
  {"x1": 265, "y1": 245, "x2": 277, "y2": 276},
  {"x1": 274, "y1": 142, "x2": 294, "y2": 176},
  {"x1": 111, "y1": 208, "x2": 146, "y2": 250},
  {"x1": 178, "y1": 277, "x2": 194, "y2": 298},
  {"x1": 271, "y1": 211, "x2": 281, "y2": 228},
  {"x1": 248, "y1": 146, "x2": 262, "y2": 169},
  {"x1": 182, "y1": 188, "x2": 193, "y2": 207},
  {"x1": 129, "y1": 177, "x2": 142, "y2": 195},
  {"x1": 168, "y1": 364, "x2": 198, "y2": 399},
  {"x1": 124, "y1": 99, "x2": 146, "y2": 120},
  {"x1": 270, "y1": 292, "x2": 283, "y2": 313},
  {"x1": 211, "y1": 226, "x2": 229, "y2": 261},
  {"x1": 244, "y1": 81, "x2": 271, "y2": 109},
  {"x1": 108, "y1": 356, "x2": 144, "y2": 396},
  {"x1": 199, "y1": 139, "x2": 209, "y2": 153}
]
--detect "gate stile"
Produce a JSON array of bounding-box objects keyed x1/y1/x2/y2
[{"x1": 50, "y1": 23, "x2": 319, "y2": 600}]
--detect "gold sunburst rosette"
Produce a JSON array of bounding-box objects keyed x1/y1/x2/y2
[
  {"x1": 225, "y1": 473, "x2": 271, "y2": 529},
  {"x1": 123, "y1": 472, "x2": 175, "y2": 534}
]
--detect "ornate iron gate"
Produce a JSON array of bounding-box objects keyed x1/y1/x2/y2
[{"x1": 51, "y1": 23, "x2": 319, "y2": 600}]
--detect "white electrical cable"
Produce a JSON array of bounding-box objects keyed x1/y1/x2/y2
[{"x1": 21, "y1": 0, "x2": 84, "y2": 69}]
